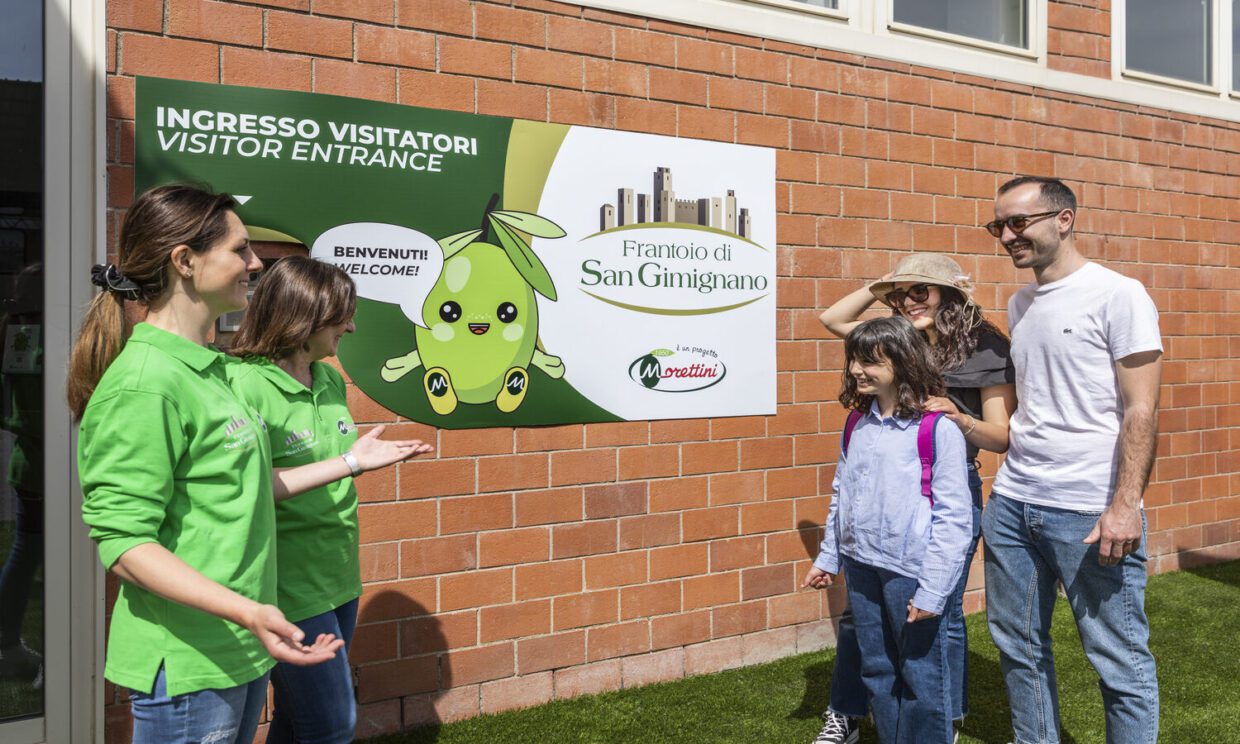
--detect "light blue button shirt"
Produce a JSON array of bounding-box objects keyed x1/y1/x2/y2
[{"x1": 814, "y1": 401, "x2": 972, "y2": 615}]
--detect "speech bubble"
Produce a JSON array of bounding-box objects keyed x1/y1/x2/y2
[{"x1": 311, "y1": 222, "x2": 444, "y2": 327}]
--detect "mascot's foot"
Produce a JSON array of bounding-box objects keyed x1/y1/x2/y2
[
  {"x1": 423, "y1": 367, "x2": 458, "y2": 415},
  {"x1": 496, "y1": 367, "x2": 528, "y2": 413}
]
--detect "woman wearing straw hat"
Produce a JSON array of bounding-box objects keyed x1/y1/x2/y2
[{"x1": 807, "y1": 253, "x2": 1017, "y2": 744}]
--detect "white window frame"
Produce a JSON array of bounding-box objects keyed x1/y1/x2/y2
[
  {"x1": 878, "y1": 0, "x2": 1045, "y2": 62},
  {"x1": 1113, "y1": 0, "x2": 1230, "y2": 96},
  {"x1": 571, "y1": 0, "x2": 1240, "y2": 121}
]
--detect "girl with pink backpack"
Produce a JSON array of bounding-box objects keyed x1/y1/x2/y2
[{"x1": 803, "y1": 316, "x2": 972, "y2": 744}]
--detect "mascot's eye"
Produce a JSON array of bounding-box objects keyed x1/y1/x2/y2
[
  {"x1": 497, "y1": 302, "x2": 518, "y2": 323},
  {"x1": 439, "y1": 301, "x2": 462, "y2": 323}
]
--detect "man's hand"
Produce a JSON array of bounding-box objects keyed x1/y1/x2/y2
[
  {"x1": 1084, "y1": 501, "x2": 1143, "y2": 566},
  {"x1": 802, "y1": 566, "x2": 834, "y2": 590},
  {"x1": 906, "y1": 600, "x2": 937, "y2": 623}
]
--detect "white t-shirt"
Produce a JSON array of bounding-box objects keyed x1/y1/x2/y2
[{"x1": 993, "y1": 262, "x2": 1162, "y2": 511}]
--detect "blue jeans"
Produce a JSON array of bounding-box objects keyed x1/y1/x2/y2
[
  {"x1": 982, "y1": 493, "x2": 1159, "y2": 744},
  {"x1": 130, "y1": 666, "x2": 270, "y2": 744},
  {"x1": 843, "y1": 557, "x2": 954, "y2": 744},
  {"x1": 268, "y1": 599, "x2": 358, "y2": 744},
  {"x1": 830, "y1": 468, "x2": 982, "y2": 720}
]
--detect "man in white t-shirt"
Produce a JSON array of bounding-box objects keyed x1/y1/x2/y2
[{"x1": 982, "y1": 177, "x2": 1162, "y2": 744}]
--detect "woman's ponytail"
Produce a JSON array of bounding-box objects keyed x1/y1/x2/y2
[{"x1": 65, "y1": 184, "x2": 237, "y2": 420}]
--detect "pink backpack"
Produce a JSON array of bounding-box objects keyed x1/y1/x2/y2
[{"x1": 841, "y1": 409, "x2": 944, "y2": 506}]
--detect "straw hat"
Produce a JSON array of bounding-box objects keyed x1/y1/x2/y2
[{"x1": 866, "y1": 253, "x2": 977, "y2": 306}]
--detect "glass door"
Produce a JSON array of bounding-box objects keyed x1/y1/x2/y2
[{"x1": 0, "y1": 0, "x2": 46, "y2": 734}]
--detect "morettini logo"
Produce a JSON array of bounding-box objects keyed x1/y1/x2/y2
[{"x1": 628, "y1": 349, "x2": 727, "y2": 393}]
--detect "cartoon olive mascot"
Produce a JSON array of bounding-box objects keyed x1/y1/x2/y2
[{"x1": 381, "y1": 197, "x2": 566, "y2": 415}]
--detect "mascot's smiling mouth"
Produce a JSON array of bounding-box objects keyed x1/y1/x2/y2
[{"x1": 468, "y1": 323, "x2": 490, "y2": 335}]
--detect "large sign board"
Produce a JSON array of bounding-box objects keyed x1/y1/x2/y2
[{"x1": 136, "y1": 78, "x2": 776, "y2": 428}]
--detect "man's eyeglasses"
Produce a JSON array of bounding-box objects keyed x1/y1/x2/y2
[
  {"x1": 884, "y1": 283, "x2": 931, "y2": 308},
  {"x1": 983, "y1": 210, "x2": 1064, "y2": 238}
]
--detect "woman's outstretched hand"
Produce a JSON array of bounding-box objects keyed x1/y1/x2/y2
[
  {"x1": 245, "y1": 603, "x2": 344, "y2": 666},
  {"x1": 350, "y1": 424, "x2": 434, "y2": 472}
]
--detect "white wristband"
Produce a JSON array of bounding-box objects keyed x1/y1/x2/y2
[{"x1": 341, "y1": 451, "x2": 362, "y2": 477}]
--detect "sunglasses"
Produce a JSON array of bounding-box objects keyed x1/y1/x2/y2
[
  {"x1": 983, "y1": 210, "x2": 1064, "y2": 238},
  {"x1": 883, "y1": 283, "x2": 931, "y2": 308}
]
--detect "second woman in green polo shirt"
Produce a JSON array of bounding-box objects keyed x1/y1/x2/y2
[{"x1": 227, "y1": 256, "x2": 428, "y2": 743}]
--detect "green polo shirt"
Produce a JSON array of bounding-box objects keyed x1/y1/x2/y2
[
  {"x1": 78, "y1": 323, "x2": 276, "y2": 696},
  {"x1": 227, "y1": 358, "x2": 361, "y2": 623}
]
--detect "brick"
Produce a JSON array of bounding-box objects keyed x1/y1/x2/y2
[
  {"x1": 357, "y1": 655, "x2": 439, "y2": 702},
  {"x1": 554, "y1": 659, "x2": 621, "y2": 698},
  {"x1": 713, "y1": 599, "x2": 767, "y2": 638},
  {"x1": 314, "y1": 59, "x2": 397, "y2": 102},
  {"x1": 479, "y1": 453, "x2": 549, "y2": 492},
  {"x1": 481, "y1": 671, "x2": 553, "y2": 714},
  {"x1": 742, "y1": 500, "x2": 795, "y2": 535},
  {"x1": 359, "y1": 542, "x2": 399, "y2": 582},
  {"x1": 615, "y1": 28, "x2": 677, "y2": 68},
  {"x1": 396, "y1": 0, "x2": 472, "y2": 35},
  {"x1": 620, "y1": 581, "x2": 681, "y2": 620},
  {"x1": 439, "y1": 36, "x2": 513, "y2": 80},
  {"x1": 266, "y1": 10, "x2": 352, "y2": 59},
  {"x1": 649, "y1": 543, "x2": 708, "y2": 581},
  {"x1": 585, "y1": 58, "x2": 648, "y2": 97},
  {"x1": 449, "y1": 643, "x2": 515, "y2": 685},
  {"x1": 650, "y1": 419, "x2": 711, "y2": 443},
  {"x1": 585, "y1": 551, "x2": 648, "y2": 589},
  {"x1": 710, "y1": 472, "x2": 764, "y2": 506},
  {"x1": 403, "y1": 685, "x2": 480, "y2": 727},
  {"x1": 684, "y1": 635, "x2": 745, "y2": 675},
  {"x1": 742, "y1": 563, "x2": 794, "y2": 600},
  {"x1": 585, "y1": 482, "x2": 648, "y2": 518},
  {"x1": 585, "y1": 421, "x2": 649, "y2": 447},
  {"x1": 400, "y1": 534, "x2": 476, "y2": 577},
  {"x1": 356, "y1": 24, "x2": 435, "y2": 69},
  {"x1": 587, "y1": 620, "x2": 650, "y2": 661},
  {"x1": 680, "y1": 107, "x2": 736, "y2": 142},
  {"x1": 681, "y1": 440, "x2": 739, "y2": 475},
  {"x1": 619, "y1": 445, "x2": 679, "y2": 479},
  {"x1": 479, "y1": 527, "x2": 551, "y2": 567},
  {"x1": 651, "y1": 610, "x2": 712, "y2": 650},
  {"x1": 357, "y1": 578, "x2": 436, "y2": 622},
  {"x1": 742, "y1": 626, "x2": 799, "y2": 665},
  {"x1": 710, "y1": 535, "x2": 765, "y2": 572},
  {"x1": 357, "y1": 700, "x2": 402, "y2": 739},
  {"x1": 547, "y1": 16, "x2": 613, "y2": 57},
  {"x1": 515, "y1": 559, "x2": 583, "y2": 600},
  {"x1": 313, "y1": 0, "x2": 392, "y2": 23},
  {"x1": 518, "y1": 425, "x2": 584, "y2": 453},
  {"x1": 439, "y1": 567, "x2": 513, "y2": 611},
  {"x1": 622, "y1": 647, "x2": 685, "y2": 688},
  {"x1": 518, "y1": 630, "x2": 585, "y2": 673},
  {"x1": 120, "y1": 34, "x2": 218, "y2": 82},
  {"x1": 552, "y1": 520, "x2": 617, "y2": 559},
  {"x1": 476, "y1": 3, "x2": 547, "y2": 46},
  {"x1": 349, "y1": 619, "x2": 397, "y2": 664},
  {"x1": 649, "y1": 475, "x2": 708, "y2": 512},
  {"x1": 400, "y1": 457, "x2": 476, "y2": 499},
  {"x1": 481, "y1": 600, "x2": 552, "y2": 642},
  {"x1": 649, "y1": 68, "x2": 708, "y2": 105},
  {"x1": 618, "y1": 513, "x2": 681, "y2": 549},
  {"x1": 401, "y1": 610, "x2": 478, "y2": 655},
  {"x1": 554, "y1": 589, "x2": 618, "y2": 630},
  {"x1": 549, "y1": 89, "x2": 617, "y2": 128},
  {"x1": 168, "y1": 0, "x2": 262, "y2": 46},
  {"x1": 440, "y1": 493, "x2": 514, "y2": 535},
  {"x1": 358, "y1": 500, "x2": 436, "y2": 543},
  {"x1": 552, "y1": 448, "x2": 618, "y2": 486},
  {"x1": 110, "y1": 0, "x2": 163, "y2": 31},
  {"x1": 675, "y1": 37, "x2": 733, "y2": 75},
  {"x1": 683, "y1": 572, "x2": 739, "y2": 610},
  {"x1": 516, "y1": 487, "x2": 583, "y2": 526}
]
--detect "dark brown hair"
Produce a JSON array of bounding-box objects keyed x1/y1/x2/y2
[
  {"x1": 66, "y1": 184, "x2": 237, "y2": 420},
  {"x1": 998, "y1": 176, "x2": 1077, "y2": 214},
  {"x1": 924, "y1": 286, "x2": 1007, "y2": 372},
  {"x1": 839, "y1": 316, "x2": 945, "y2": 419},
  {"x1": 229, "y1": 255, "x2": 356, "y2": 361}
]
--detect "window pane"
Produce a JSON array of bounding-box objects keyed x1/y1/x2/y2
[
  {"x1": 0, "y1": 0, "x2": 44, "y2": 725},
  {"x1": 894, "y1": 0, "x2": 1029, "y2": 48},
  {"x1": 1127, "y1": 0, "x2": 1213, "y2": 84}
]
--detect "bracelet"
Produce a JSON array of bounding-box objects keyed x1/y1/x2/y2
[
  {"x1": 962, "y1": 415, "x2": 978, "y2": 437},
  {"x1": 341, "y1": 451, "x2": 363, "y2": 477}
]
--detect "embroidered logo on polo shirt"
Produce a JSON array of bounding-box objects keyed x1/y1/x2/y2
[
  {"x1": 283, "y1": 428, "x2": 318, "y2": 456},
  {"x1": 1063, "y1": 328, "x2": 1073, "y2": 334},
  {"x1": 338, "y1": 418, "x2": 356, "y2": 436},
  {"x1": 223, "y1": 415, "x2": 258, "y2": 450}
]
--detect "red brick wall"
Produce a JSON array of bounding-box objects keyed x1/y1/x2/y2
[
  {"x1": 1048, "y1": 0, "x2": 1111, "y2": 78},
  {"x1": 103, "y1": 0, "x2": 1240, "y2": 740}
]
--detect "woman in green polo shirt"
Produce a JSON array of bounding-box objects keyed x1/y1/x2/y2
[
  {"x1": 227, "y1": 255, "x2": 398, "y2": 744},
  {"x1": 69, "y1": 185, "x2": 430, "y2": 744}
]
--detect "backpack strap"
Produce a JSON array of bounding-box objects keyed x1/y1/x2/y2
[
  {"x1": 841, "y1": 409, "x2": 864, "y2": 456},
  {"x1": 917, "y1": 412, "x2": 944, "y2": 506}
]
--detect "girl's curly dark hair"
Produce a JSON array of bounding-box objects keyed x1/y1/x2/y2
[
  {"x1": 920, "y1": 286, "x2": 1006, "y2": 372},
  {"x1": 840, "y1": 316, "x2": 945, "y2": 419}
]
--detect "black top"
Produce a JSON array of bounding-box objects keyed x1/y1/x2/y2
[{"x1": 944, "y1": 330, "x2": 1015, "y2": 461}]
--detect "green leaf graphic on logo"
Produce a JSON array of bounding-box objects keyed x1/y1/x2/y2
[
  {"x1": 651, "y1": 348, "x2": 674, "y2": 357},
  {"x1": 438, "y1": 229, "x2": 483, "y2": 259},
  {"x1": 489, "y1": 216, "x2": 557, "y2": 301},
  {"x1": 490, "y1": 210, "x2": 567, "y2": 239}
]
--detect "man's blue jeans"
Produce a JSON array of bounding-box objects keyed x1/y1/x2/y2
[
  {"x1": 982, "y1": 493, "x2": 1159, "y2": 744},
  {"x1": 830, "y1": 468, "x2": 982, "y2": 720},
  {"x1": 130, "y1": 666, "x2": 270, "y2": 744},
  {"x1": 842, "y1": 556, "x2": 955, "y2": 744},
  {"x1": 268, "y1": 598, "x2": 358, "y2": 744}
]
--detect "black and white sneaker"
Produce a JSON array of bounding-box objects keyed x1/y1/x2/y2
[{"x1": 812, "y1": 710, "x2": 859, "y2": 744}]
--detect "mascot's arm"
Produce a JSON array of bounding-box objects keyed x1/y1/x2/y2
[{"x1": 381, "y1": 349, "x2": 423, "y2": 382}]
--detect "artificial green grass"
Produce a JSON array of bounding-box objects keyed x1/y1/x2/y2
[{"x1": 367, "y1": 560, "x2": 1240, "y2": 743}]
